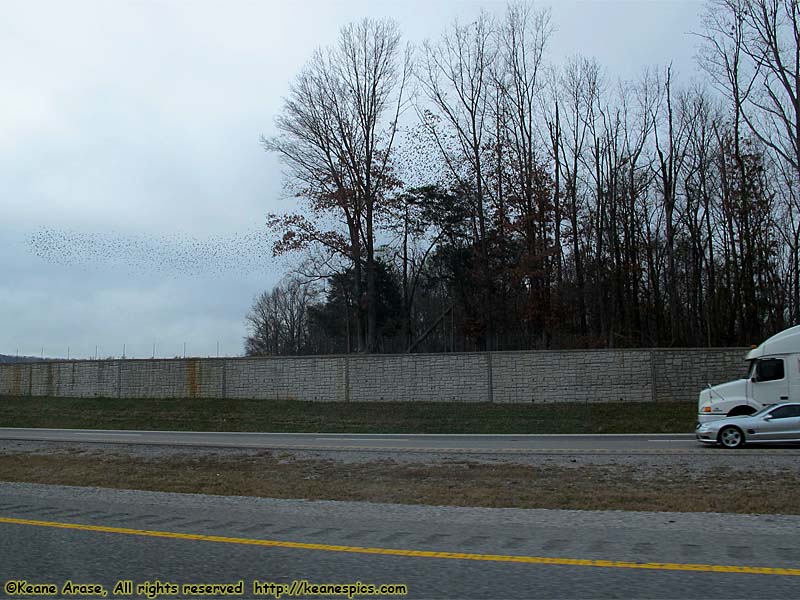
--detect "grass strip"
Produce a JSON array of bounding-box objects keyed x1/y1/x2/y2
[
  {"x1": 0, "y1": 397, "x2": 696, "y2": 434},
  {"x1": 0, "y1": 451, "x2": 796, "y2": 514}
]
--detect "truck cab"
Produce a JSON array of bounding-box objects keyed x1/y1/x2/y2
[{"x1": 697, "y1": 325, "x2": 800, "y2": 424}]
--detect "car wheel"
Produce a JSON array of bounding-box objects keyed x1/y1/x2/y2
[{"x1": 718, "y1": 426, "x2": 745, "y2": 449}]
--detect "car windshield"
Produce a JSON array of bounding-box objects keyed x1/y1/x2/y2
[{"x1": 750, "y1": 405, "x2": 775, "y2": 417}]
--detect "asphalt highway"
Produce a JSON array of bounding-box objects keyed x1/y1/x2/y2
[
  {"x1": 1, "y1": 427, "x2": 800, "y2": 454},
  {"x1": 0, "y1": 428, "x2": 707, "y2": 454},
  {"x1": 1, "y1": 483, "x2": 799, "y2": 599}
]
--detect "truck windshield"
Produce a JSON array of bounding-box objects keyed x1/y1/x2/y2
[{"x1": 745, "y1": 360, "x2": 756, "y2": 379}]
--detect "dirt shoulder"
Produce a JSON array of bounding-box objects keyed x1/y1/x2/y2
[{"x1": 0, "y1": 440, "x2": 796, "y2": 515}]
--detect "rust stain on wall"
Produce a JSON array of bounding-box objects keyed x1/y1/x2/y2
[
  {"x1": 11, "y1": 366, "x2": 22, "y2": 396},
  {"x1": 187, "y1": 360, "x2": 200, "y2": 398}
]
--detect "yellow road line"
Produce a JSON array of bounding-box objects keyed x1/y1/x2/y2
[{"x1": 1, "y1": 516, "x2": 798, "y2": 577}]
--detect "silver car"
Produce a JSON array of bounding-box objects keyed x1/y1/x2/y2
[{"x1": 696, "y1": 402, "x2": 800, "y2": 448}]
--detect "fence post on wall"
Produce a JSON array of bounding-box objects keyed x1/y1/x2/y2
[
  {"x1": 486, "y1": 352, "x2": 494, "y2": 403},
  {"x1": 650, "y1": 349, "x2": 657, "y2": 402},
  {"x1": 116, "y1": 361, "x2": 122, "y2": 399}
]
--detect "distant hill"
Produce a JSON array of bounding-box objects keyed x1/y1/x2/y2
[{"x1": 0, "y1": 355, "x2": 46, "y2": 364}]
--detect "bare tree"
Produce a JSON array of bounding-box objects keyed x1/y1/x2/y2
[
  {"x1": 498, "y1": 2, "x2": 554, "y2": 346},
  {"x1": 252, "y1": 1, "x2": 800, "y2": 355},
  {"x1": 245, "y1": 277, "x2": 320, "y2": 356},
  {"x1": 738, "y1": 0, "x2": 800, "y2": 177},
  {"x1": 553, "y1": 56, "x2": 602, "y2": 338},
  {"x1": 417, "y1": 12, "x2": 498, "y2": 349},
  {"x1": 696, "y1": 0, "x2": 797, "y2": 335},
  {"x1": 652, "y1": 65, "x2": 693, "y2": 344},
  {"x1": 264, "y1": 18, "x2": 411, "y2": 352}
]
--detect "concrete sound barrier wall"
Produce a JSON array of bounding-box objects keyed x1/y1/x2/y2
[{"x1": 0, "y1": 348, "x2": 748, "y2": 403}]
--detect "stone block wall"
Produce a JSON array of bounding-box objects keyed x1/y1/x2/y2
[
  {"x1": 224, "y1": 357, "x2": 345, "y2": 401},
  {"x1": 491, "y1": 350, "x2": 654, "y2": 403},
  {"x1": 0, "y1": 348, "x2": 750, "y2": 403},
  {"x1": 347, "y1": 353, "x2": 489, "y2": 402},
  {"x1": 651, "y1": 348, "x2": 749, "y2": 403}
]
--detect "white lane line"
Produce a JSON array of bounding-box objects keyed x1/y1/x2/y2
[
  {"x1": 315, "y1": 437, "x2": 410, "y2": 442},
  {"x1": 72, "y1": 433, "x2": 143, "y2": 437},
  {"x1": 647, "y1": 440, "x2": 695, "y2": 443}
]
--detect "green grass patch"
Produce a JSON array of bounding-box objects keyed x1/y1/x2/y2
[{"x1": 0, "y1": 396, "x2": 696, "y2": 433}]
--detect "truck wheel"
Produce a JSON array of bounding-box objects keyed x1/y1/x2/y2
[{"x1": 718, "y1": 426, "x2": 745, "y2": 449}]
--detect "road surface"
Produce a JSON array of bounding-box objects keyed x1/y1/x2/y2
[
  {"x1": 0, "y1": 482, "x2": 798, "y2": 599},
  {"x1": 1, "y1": 428, "x2": 799, "y2": 454},
  {"x1": 0, "y1": 428, "x2": 746, "y2": 454}
]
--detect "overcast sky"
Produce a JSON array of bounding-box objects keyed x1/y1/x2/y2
[{"x1": 1, "y1": 0, "x2": 703, "y2": 359}]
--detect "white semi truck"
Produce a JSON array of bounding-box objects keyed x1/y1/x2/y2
[{"x1": 697, "y1": 325, "x2": 800, "y2": 424}]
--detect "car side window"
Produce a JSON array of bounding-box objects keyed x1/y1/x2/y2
[
  {"x1": 756, "y1": 358, "x2": 784, "y2": 382},
  {"x1": 768, "y1": 405, "x2": 800, "y2": 419}
]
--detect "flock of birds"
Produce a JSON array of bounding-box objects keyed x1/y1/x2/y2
[{"x1": 27, "y1": 227, "x2": 283, "y2": 277}]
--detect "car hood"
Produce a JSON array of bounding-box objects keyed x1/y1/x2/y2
[{"x1": 701, "y1": 414, "x2": 762, "y2": 430}]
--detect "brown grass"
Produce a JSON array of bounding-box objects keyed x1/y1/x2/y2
[{"x1": 0, "y1": 451, "x2": 796, "y2": 514}]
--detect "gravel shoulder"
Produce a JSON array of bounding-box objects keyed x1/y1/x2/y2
[
  {"x1": 1, "y1": 440, "x2": 798, "y2": 515},
  {"x1": 2, "y1": 438, "x2": 799, "y2": 469}
]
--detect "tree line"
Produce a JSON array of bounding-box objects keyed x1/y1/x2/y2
[{"x1": 247, "y1": 0, "x2": 800, "y2": 355}]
